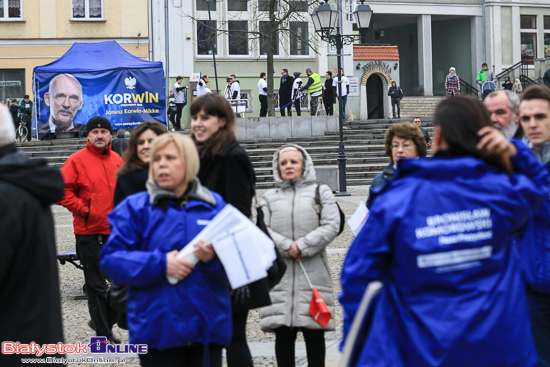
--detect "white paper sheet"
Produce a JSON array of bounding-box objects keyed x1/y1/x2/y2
[
  {"x1": 167, "y1": 204, "x2": 276, "y2": 286},
  {"x1": 347, "y1": 201, "x2": 369, "y2": 236}
]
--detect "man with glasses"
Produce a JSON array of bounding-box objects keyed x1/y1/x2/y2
[
  {"x1": 412, "y1": 117, "x2": 431, "y2": 146},
  {"x1": 38, "y1": 73, "x2": 87, "y2": 139}
]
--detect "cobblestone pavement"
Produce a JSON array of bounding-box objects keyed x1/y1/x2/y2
[{"x1": 54, "y1": 186, "x2": 370, "y2": 366}]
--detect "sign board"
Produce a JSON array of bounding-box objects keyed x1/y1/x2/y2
[
  {"x1": 349, "y1": 78, "x2": 359, "y2": 96},
  {"x1": 0, "y1": 81, "x2": 21, "y2": 87},
  {"x1": 34, "y1": 70, "x2": 165, "y2": 139},
  {"x1": 190, "y1": 73, "x2": 201, "y2": 82}
]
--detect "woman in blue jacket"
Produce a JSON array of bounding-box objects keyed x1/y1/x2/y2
[
  {"x1": 100, "y1": 133, "x2": 231, "y2": 367},
  {"x1": 340, "y1": 96, "x2": 550, "y2": 367}
]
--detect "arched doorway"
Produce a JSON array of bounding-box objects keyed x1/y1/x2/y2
[{"x1": 367, "y1": 74, "x2": 384, "y2": 119}]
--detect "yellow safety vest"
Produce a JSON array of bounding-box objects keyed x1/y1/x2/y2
[{"x1": 307, "y1": 73, "x2": 323, "y2": 94}]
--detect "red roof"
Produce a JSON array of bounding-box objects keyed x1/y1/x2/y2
[{"x1": 353, "y1": 46, "x2": 399, "y2": 60}]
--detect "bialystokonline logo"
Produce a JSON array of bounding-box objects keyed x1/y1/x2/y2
[{"x1": 2, "y1": 337, "x2": 148, "y2": 356}]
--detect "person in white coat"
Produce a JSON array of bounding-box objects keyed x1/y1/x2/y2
[
  {"x1": 260, "y1": 144, "x2": 340, "y2": 367},
  {"x1": 196, "y1": 74, "x2": 211, "y2": 98}
]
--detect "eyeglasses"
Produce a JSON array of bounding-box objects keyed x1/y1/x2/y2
[{"x1": 392, "y1": 142, "x2": 415, "y2": 150}]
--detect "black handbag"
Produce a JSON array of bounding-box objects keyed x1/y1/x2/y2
[{"x1": 109, "y1": 281, "x2": 127, "y2": 314}]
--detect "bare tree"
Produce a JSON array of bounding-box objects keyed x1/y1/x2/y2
[{"x1": 186, "y1": 0, "x2": 322, "y2": 116}]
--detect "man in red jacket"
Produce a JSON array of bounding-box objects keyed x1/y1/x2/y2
[{"x1": 58, "y1": 116, "x2": 123, "y2": 344}]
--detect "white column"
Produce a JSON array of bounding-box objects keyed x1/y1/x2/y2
[
  {"x1": 492, "y1": 5, "x2": 502, "y2": 73},
  {"x1": 511, "y1": 6, "x2": 521, "y2": 65},
  {"x1": 471, "y1": 16, "x2": 484, "y2": 85},
  {"x1": 417, "y1": 14, "x2": 433, "y2": 96},
  {"x1": 360, "y1": 84, "x2": 368, "y2": 119}
]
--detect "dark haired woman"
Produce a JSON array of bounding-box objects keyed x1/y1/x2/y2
[
  {"x1": 367, "y1": 122, "x2": 427, "y2": 208},
  {"x1": 341, "y1": 96, "x2": 549, "y2": 367},
  {"x1": 113, "y1": 121, "x2": 166, "y2": 206},
  {"x1": 190, "y1": 93, "x2": 262, "y2": 367}
]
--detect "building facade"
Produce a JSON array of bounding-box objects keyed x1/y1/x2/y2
[{"x1": 0, "y1": 0, "x2": 149, "y2": 102}]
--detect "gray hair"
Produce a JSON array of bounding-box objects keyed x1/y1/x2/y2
[
  {"x1": 0, "y1": 104, "x2": 15, "y2": 145},
  {"x1": 486, "y1": 90, "x2": 520, "y2": 114}
]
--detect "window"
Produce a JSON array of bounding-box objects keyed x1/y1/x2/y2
[
  {"x1": 197, "y1": 20, "x2": 217, "y2": 55},
  {"x1": 228, "y1": 21, "x2": 248, "y2": 55},
  {"x1": 0, "y1": 0, "x2": 21, "y2": 19},
  {"x1": 290, "y1": 22, "x2": 309, "y2": 56},
  {"x1": 0, "y1": 69, "x2": 25, "y2": 101},
  {"x1": 258, "y1": 0, "x2": 278, "y2": 12},
  {"x1": 521, "y1": 33, "x2": 536, "y2": 62},
  {"x1": 545, "y1": 17, "x2": 550, "y2": 58},
  {"x1": 196, "y1": 0, "x2": 215, "y2": 11},
  {"x1": 289, "y1": 1, "x2": 308, "y2": 12},
  {"x1": 260, "y1": 21, "x2": 279, "y2": 55},
  {"x1": 521, "y1": 15, "x2": 537, "y2": 63},
  {"x1": 72, "y1": 0, "x2": 103, "y2": 19},
  {"x1": 228, "y1": 0, "x2": 247, "y2": 12},
  {"x1": 520, "y1": 15, "x2": 536, "y2": 29}
]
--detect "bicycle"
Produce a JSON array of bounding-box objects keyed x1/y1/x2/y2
[{"x1": 16, "y1": 113, "x2": 30, "y2": 143}]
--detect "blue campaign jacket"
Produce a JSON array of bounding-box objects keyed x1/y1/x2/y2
[
  {"x1": 340, "y1": 141, "x2": 549, "y2": 367},
  {"x1": 100, "y1": 180, "x2": 232, "y2": 350},
  {"x1": 518, "y1": 164, "x2": 550, "y2": 294}
]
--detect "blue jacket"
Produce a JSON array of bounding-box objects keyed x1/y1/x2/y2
[
  {"x1": 340, "y1": 141, "x2": 549, "y2": 367},
  {"x1": 100, "y1": 179, "x2": 232, "y2": 350},
  {"x1": 518, "y1": 164, "x2": 550, "y2": 294}
]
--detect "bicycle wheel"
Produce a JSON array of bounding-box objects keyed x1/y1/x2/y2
[{"x1": 18, "y1": 125, "x2": 28, "y2": 143}]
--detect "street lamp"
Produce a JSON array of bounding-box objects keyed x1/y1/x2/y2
[{"x1": 310, "y1": 0, "x2": 373, "y2": 196}]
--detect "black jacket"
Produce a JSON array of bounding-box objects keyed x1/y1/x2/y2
[
  {"x1": 0, "y1": 144, "x2": 65, "y2": 365},
  {"x1": 279, "y1": 75, "x2": 295, "y2": 105},
  {"x1": 197, "y1": 140, "x2": 271, "y2": 310},
  {"x1": 323, "y1": 79, "x2": 336, "y2": 105},
  {"x1": 9, "y1": 104, "x2": 18, "y2": 128},
  {"x1": 388, "y1": 85, "x2": 403, "y2": 100},
  {"x1": 113, "y1": 168, "x2": 149, "y2": 207},
  {"x1": 544, "y1": 69, "x2": 550, "y2": 88},
  {"x1": 111, "y1": 134, "x2": 129, "y2": 157}
]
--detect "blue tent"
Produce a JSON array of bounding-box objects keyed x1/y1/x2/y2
[{"x1": 33, "y1": 41, "x2": 166, "y2": 139}]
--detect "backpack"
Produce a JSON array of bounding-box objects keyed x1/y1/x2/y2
[
  {"x1": 314, "y1": 184, "x2": 345, "y2": 235},
  {"x1": 398, "y1": 88, "x2": 404, "y2": 99}
]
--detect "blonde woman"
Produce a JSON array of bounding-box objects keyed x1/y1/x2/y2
[{"x1": 101, "y1": 134, "x2": 231, "y2": 367}]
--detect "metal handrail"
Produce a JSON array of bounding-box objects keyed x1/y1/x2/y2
[
  {"x1": 459, "y1": 79, "x2": 479, "y2": 98},
  {"x1": 496, "y1": 61, "x2": 525, "y2": 79},
  {"x1": 519, "y1": 74, "x2": 539, "y2": 89}
]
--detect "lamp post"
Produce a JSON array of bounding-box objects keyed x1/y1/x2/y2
[{"x1": 311, "y1": 0, "x2": 372, "y2": 196}]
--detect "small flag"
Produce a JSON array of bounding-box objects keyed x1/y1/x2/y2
[{"x1": 309, "y1": 288, "x2": 331, "y2": 327}]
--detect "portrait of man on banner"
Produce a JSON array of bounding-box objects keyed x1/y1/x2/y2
[{"x1": 38, "y1": 73, "x2": 87, "y2": 139}]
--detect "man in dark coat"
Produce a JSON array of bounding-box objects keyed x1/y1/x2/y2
[
  {"x1": 323, "y1": 71, "x2": 336, "y2": 116},
  {"x1": 279, "y1": 68, "x2": 294, "y2": 117},
  {"x1": 543, "y1": 67, "x2": 550, "y2": 89},
  {"x1": 9, "y1": 98, "x2": 19, "y2": 130},
  {"x1": 111, "y1": 130, "x2": 129, "y2": 158},
  {"x1": 0, "y1": 104, "x2": 65, "y2": 366}
]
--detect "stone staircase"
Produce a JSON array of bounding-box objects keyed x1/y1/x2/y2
[
  {"x1": 18, "y1": 119, "x2": 434, "y2": 189},
  {"x1": 400, "y1": 96, "x2": 445, "y2": 119}
]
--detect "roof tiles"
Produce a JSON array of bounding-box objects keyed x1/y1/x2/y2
[{"x1": 353, "y1": 46, "x2": 400, "y2": 60}]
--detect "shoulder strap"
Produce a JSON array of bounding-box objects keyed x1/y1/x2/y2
[{"x1": 314, "y1": 184, "x2": 322, "y2": 221}]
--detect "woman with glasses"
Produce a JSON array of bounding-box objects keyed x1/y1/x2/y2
[{"x1": 366, "y1": 122, "x2": 427, "y2": 208}]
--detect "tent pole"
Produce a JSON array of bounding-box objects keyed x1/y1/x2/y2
[{"x1": 164, "y1": 0, "x2": 170, "y2": 110}]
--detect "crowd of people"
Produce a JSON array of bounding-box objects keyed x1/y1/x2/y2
[{"x1": 2, "y1": 82, "x2": 550, "y2": 367}]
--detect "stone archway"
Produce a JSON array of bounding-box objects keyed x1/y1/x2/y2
[
  {"x1": 359, "y1": 61, "x2": 393, "y2": 120},
  {"x1": 367, "y1": 74, "x2": 384, "y2": 119}
]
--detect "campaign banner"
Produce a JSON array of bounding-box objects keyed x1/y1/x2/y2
[{"x1": 34, "y1": 68, "x2": 166, "y2": 139}]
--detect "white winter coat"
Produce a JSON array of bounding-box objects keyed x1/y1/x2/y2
[{"x1": 260, "y1": 144, "x2": 340, "y2": 331}]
